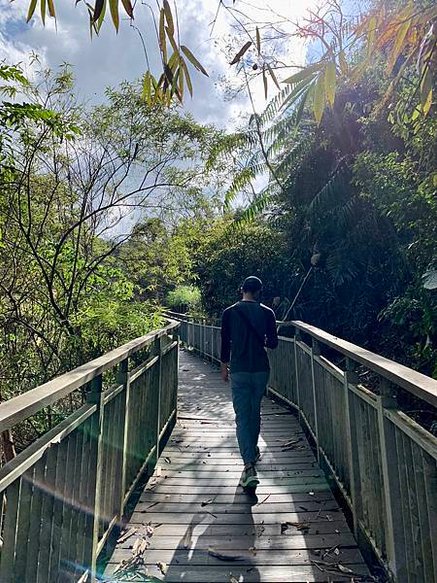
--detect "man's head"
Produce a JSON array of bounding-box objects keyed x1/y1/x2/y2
[{"x1": 241, "y1": 276, "x2": 263, "y2": 300}]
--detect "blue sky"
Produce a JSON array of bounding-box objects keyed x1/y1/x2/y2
[{"x1": 0, "y1": 0, "x2": 320, "y2": 127}]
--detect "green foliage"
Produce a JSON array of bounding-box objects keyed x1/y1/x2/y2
[{"x1": 166, "y1": 285, "x2": 201, "y2": 313}]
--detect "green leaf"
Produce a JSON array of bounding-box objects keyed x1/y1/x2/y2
[
  {"x1": 266, "y1": 63, "x2": 280, "y2": 89},
  {"x1": 282, "y1": 63, "x2": 323, "y2": 85},
  {"x1": 422, "y1": 270, "x2": 437, "y2": 290},
  {"x1": 26, "y1": 0, "x2": 38, "y2": 22},
  {"x1": 109, "y1": 0, "x2": 119, "y2": 31},
  {"x1": 159, "y1": 9, "x2": 167, "y2": 61},
  {"x1": 230, "y1": 41, "x2": 252, "y2": 65},
  {"x1": 179, "y1": 57, "x2": 193, "y2": 97},
  {"x1": 93, "y1": 0, "x2": 105, "y2": 22},
  {"x1": 163, "y1": 0, "x2": 174, "y2": 36},
  {"x1": 256, "y1": 27, "x2": 261, "y2": 53},
  {"x1": 181, "y1": 45, "x2": 209, "y2": 76},
  {"x1": 47, "y1": 0, "x2": 56, "y2": 18},
  {"x1": 313, "y1": 73, "x2": 325, "y2": 124},
  {"x1": 324, "y1": 61, "x2": 336, "y2": 107},
  {"x1": 120, "y1": 0, "x2": 134, "y2": 18},
  {"x1": 387, "y1": 19, "x2": 410, "y2": 73},
  {"x1": 262, "y1": 66, "x2": 268, "y2": 99},
  {"x1": 420, "y1": 66, "x2": 433, "y2": 115},
  {"x1": 41, "y1": 0, "x2": 47, "y2": 25}
]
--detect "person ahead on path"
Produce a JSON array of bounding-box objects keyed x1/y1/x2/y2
[{"x1": 220, "y1": 276, "x2": 278, "y2": 489}]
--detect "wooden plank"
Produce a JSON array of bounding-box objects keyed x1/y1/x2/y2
[
  {"x1": 13, "y1": 469, "x2": 33, "y2": 580},
  {"x1": 104, "y1": 562, "x2": 370, "y2": 582},
  {"x1": 0, "y1": 478, "x2": 21, "y2": 582},
  {"x1": 130, "y1": 509, "x2": 346, "y2": 525},
  {"x1": 134, "y1": 500, "x2": 339, "y2": 514},
  {"x1": 108, "y1": 547, "x2": 364, "y2": 566},
  {"x1": 139, "y1": 491, "x2": 334, "y2": 504},
  {"x1": 36, "y1": 445, "x2": 58, "y2": 583},
  {"x1": 123, "y1": 521, "x2": 351, "y2": 539},
  {"x1": 116, "y1": 524, "x2": 357, "y2": 548},
  {"x1": 25, "y1": 460, "x2": 45, "y2": 581}
]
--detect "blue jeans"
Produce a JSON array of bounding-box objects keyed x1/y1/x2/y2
[{"x1": 231, "y1": 371, "x2": 269, "y2": 465}]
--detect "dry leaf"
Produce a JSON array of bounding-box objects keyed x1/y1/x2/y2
[
  {"x1": 157, "y1": 561, "x2": 168, "y2": 575},
  {"x1": 201, "y1": 498, "x2": 214, "y2": 507},
  {"x1": 183, "y1": 525, "x2": 193, "y2": 549},
  {"x1": 249, "y1": 546, "x2": 257, "y2": 556},
  {"x1": 208, "y1": 547, "x2": 243, "y2": 561},
  {"x1": 117, "y1": 527, "x2": 137, "y2": 544},
  {"x1": 338, "y1": 564, "x2": 354, "y2": 574},
  {"x1": 229, "y1": 575, "x2": 239, "y2": 583},
  {"x1": 155, "y1": 466, "x2": 162, "y2": 477}
]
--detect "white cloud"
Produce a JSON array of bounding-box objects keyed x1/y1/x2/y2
[{"x1": 0, "y1": 0, "x2": 317, "y2": 125}]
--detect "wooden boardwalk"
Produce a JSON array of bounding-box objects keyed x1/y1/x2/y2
[{"x1": 104, "y1": 350, "x2": 371, "y2": 582}]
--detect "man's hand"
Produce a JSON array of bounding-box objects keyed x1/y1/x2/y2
[{"x1": 220, "y1": 362, "x2": 229, "y2": 383}]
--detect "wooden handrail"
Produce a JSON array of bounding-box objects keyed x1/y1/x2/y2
[
  {"x1": 0, "y1": 320, "x2": 179, "y2": 433},
  {"x1": 292, "y1": 320, "x2": 437, "y2": 409}
]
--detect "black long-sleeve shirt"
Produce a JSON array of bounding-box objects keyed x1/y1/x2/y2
[{"x1": 220, "y1": 300, "x2": 278, "y2": 373}]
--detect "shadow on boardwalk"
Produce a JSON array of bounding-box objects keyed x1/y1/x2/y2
[{"x1": 103, "y1": 350, "x2": 371, "y2": 582}]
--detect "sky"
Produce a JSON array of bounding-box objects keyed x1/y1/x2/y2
[{"x1": 0, "y1": 0, "x2": 319, "y2": 128}]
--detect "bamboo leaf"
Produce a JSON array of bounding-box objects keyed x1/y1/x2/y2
[
  {"x1": 41, "y1": 0, "x2": 46, "y2": 25},
  {"x1": 159, "y1": 9, "x2": 167, "y2": 61},
  {"x1": 180, "y1": 57, "x2": 193, "y2": 97},
  {"x1": 283, "y1": 63, "x2": 323, "y2": 85},
  {"x1": 166, "y1": 26, "x2": 179, "y2": 54},
  {"x1": 120, "y1": 0, "x2": 134, "y2": 18},
  {"x1": 295, "y1": 83, "x2": 313, "y2": 124},
  {"x1": 420, "y1": 66, "x2": 433, "y2": 115},
  {"x1": 338, "y1": 50, "x2": 348, "y2": 76},
  {"x1": 47, "y1": 0, "x2": 56, "y2": 18},
  {"x1": 93, "y1": 0, "x2": 105, "y2": 22},
  {"x1": 266, "y1": 63, "x2": 280, "y2": 89},
  {"x1": 181, "y1": 45, "x2": 209, "y2": 76},
  {"x1": 313, "y1": 74, "x2": 325, "y2": 124},
  {"x1": 230, "y1": 41, "x2": 252, "y2": 65},
  {"x1": 163, "y1": 0, "x2": 174, "y2": 36},
  {"x1": 26, "y1": 0, "x2": 38, "y2": 22},
  {"x1": 324, "y1": 61, "x2": 336, "y2": 107},
  {"x1": 387, "y1": 19, "x2": 410, "y2": 73},
  {"x1": 142, "y1": 71, "x2": 152, "y2": 104},
  {"x1": 262, "y1": 65, "x2": 268, "y2": 99},
  {"x1": 109, "y1": 0, "x2": 119, "y2": 31},
  {"x1": 256, "y1": 26, "x2": 261, "y2": 53}
]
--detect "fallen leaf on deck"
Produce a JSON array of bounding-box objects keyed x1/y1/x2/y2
[
  {"x1": 249, "y1": 546, "x2": 257, "y2": 556},
  {"x1": 117, "y1": 527, "x2": 138, "y2": 543},
  {"x1": 229, "y1": 575, "x2": 239, "y2": 583},
  {"x1": 325, "y1": 514, "x2": 333, "y2": 521},
  {"x1": 281, "y1": 522, "x2": 290, "y2": 534},
  {"x1": 308, "y1": 491, "x2": 315, "y2": 496},
  {"x1": 164, "y1": 457, "x2": 171, "y2": 464},
  {"x1": 201, "y1": 498, "x2": 214, "y2": 507},
  {"x1": 288, "y1": 521, "x2": 311, "y2": 532},
  {"x1": 155, "y1": 466, "x2": 162, "y2": 477},
  {"x1": 157, "y1": 561, "x2": 168, "y2": 575},
  {"x1": 145, "y1": 502, "x2": 159, "y2": 511},
  {"x1": 182, "y1": 525, "x2": 193, "y2": 549},
  {"x1": 208, "y1": 547, "x2": 243, "y2": 561},
  {"x1": 146, "y1": 524, "x2": 154, "y2": 537},
  {"x1": 337, "y1": 564, "x2": 353, "y2": 574}
]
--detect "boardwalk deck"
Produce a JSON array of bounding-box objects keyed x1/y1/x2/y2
[{"x1": 104, "y1": 350, "x2": 370, "y2": 582}]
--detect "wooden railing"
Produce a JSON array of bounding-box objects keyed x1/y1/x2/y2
[
  {"x1": 0, "y1": 320, "x2": 179, "y2": 583},
  {"x1": 180, "y1": 318, "x2": 437, "y2": 583}
]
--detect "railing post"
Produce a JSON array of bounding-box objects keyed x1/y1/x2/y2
[
  {"x1": 343, "y1": 358, "x2": 362, "y2": 538},
  {"x1": 87, "y1": 374, "x2": 104, "y2": 582},
  {"x1": 310, "y1": 339, "x2": 320, "y2": 458},
  {"x1": 293, "y1": 328, "x2": 301, "y2": 418},
  {"x1": 156, "y1": 335, "x2": 163, "y2": 461},
  {"x1": 376, "y1": 382, "x2": 406, "y2": 581},
  {"x1": 118, "y1": 358, "x2": 130, "y2": 518}
]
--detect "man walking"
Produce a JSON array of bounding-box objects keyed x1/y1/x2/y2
[{"x1": 220, "y1": 276, "x2": 278, "y2": 490}]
